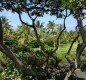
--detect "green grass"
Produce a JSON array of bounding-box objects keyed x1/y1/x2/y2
[
  {"x1": 56, "y1": 42, "x2": 78, "y2": 61},
  {"x1": 56, "y1": 42, "x2": 86, "y2": 61},
  {"x1": 58, "y1": 42, "x2": 77, "y2": 52}
]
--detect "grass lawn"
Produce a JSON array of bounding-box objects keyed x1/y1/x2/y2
[
  {"x1": 56, "y1": 42, "x2": 78, "y2": 61},
  {"x1": 56, "y1": 42, "x2": 86, "y2": 61}
]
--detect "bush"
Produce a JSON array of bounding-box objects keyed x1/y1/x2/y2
[
  {"x1": 27, "y1": 40, "x2": 39, "y2": 48},
  {"x1": 4, "y1": 38, "x2": 18, "y2": 46},
  {"x1": 0, "y1": 67, "x2": 22, "y2": 80}
]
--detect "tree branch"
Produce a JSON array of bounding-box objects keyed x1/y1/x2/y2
[
  {"x1": 27, "y1": 11, "x2": 33, "y2": 20},
  {"x1": 65, "y1": 33, "x2": 79, "y2": 64},
  {"x1": 64, "y1": 35, "x2": 79, "y2": 80},
  {"x1": 32, "y1": 22, "x2": 46, "y2": 57},
  {"x1": 18, "y1": 13, "x2": 34, "y2": 28},
  {"x1": 52, "y1": 9, "x2": 71, "y2": 54},
  {"x1": 82, "y1": 16, "x2": 86, "y2": 20},
  {"x1": 52, "y1": 16, "x2": 66, "y2": 53},
  {"x1": 75, "y1": 42, "x2": 86, "y2": 68},
  {"x1": 27, "y1": 11, "x2": 38, "y2": 22}
]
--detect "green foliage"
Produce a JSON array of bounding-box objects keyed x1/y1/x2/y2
[
  {"x1": 0, "y1": 0, "x2": 62, "y2": 18},
  {"x1": 0, "y1": 53, "x2": 22, "y2": 80},
  {"x1": 27, "y1": 40, "x2": 39, "y2": 48},
  {"x1": 81, "y1": 49, "x2": 86, "y2": 61},
  {"x1": 16, "y1": 24, "x2": 31, "y2": 44},
  {"x1": 12, "y1": 44, "x2": 33, "y2": 54},
  {"x1": 44, "y1": 44, "x2": 53, "y2": 52},
  {"x1": 44, "y1": 37, "x2": 54, "y2": 46},
  {"x1": 4, "y1": 38, "x2": 18, "y2": 46},
  {"x1": 80, "y1": 62, "x2": 86, "y2": 71},
  {"x1": 0, "y1": 66, "x2": 22, "y2": 80},
  {"x1": 61, "y1": 0, "x2": 86, "y2": 9}
]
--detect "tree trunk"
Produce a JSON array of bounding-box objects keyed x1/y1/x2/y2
[
  {"x1": 75, "y1": 9, "x2": 86, "y2": 68},
  {"x1": 0, "y1": 18, "x2": 3, "y2": 44}
]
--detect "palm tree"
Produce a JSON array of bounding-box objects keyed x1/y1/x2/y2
[
  {"x1": 35, "y1": 20, "x2": 44, "y2": 41},
  {"x1": 47, "y1": 21, "x2": 56, "y2": 48},
  {"x1": 16, "y1": 24, "x2": 31, "y2": 44},
  {"x1": 1, "y1": 16, "x2": 13, "y2": 39}
]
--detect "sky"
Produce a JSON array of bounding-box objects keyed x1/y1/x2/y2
[{"x1": 0, "y1": 9, "x2": 86, "y2": 31}]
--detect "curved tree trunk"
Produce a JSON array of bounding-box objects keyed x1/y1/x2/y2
[{"x1": 64, "y1": 9, "x2": 86, "y2": 80}]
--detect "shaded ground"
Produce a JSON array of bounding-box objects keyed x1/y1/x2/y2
[
  {"x1": 74, "y1": 69, "x2": 86, "y2": 80},
  {"x1": 59, "y1": 62, "x2": 86, "y2": 80}
]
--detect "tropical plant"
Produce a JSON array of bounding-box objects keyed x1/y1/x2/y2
[
  {"x1": 16, "y1": 24, "x2": 31, "y2": 44},
  {"x1": 1, "y1": 16, "x2": 13, "y2": 38},
  {"x1": 47, "y1": 21, "x2": 57, "y2": 48}
]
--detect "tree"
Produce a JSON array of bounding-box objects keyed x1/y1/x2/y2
[
  {"x1": 61, "y1": 0, "x2": 86, "y2": 79},
  {"x1": 0, "y1": 0, "x2": 63, "y2": 79},
  {"x1": 0, "y1": 16, "x2": 17, "y2": 47},
  {"x1": 0, "y1": 0, "x2": 86, "y2": 79},
  {"x1": 47, "y1": 21, "x2": 56, "y2": 47},
  {"x1": 46, "y1": 21, "x2": 61, "y2": 49},
  {"x1": 35, "y1": 20, "x2": 44, "y2": 40},
  {"x1": 16, "y1": 24, "x2": 31, "y2": 44},
  {"x1": 1, "y1": 16, "x2": 13, "y2": 38}
]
